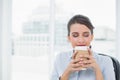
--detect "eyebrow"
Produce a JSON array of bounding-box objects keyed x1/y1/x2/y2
[
  {"x1": 71, "y1": 31, "x2": 90, "y2": 34},
  {"x1": 71, "y1": 32, "x2": 78, "y2": 34},
  {"x1": 83, "y1": 32, "x2": 90, "y2": 34}
]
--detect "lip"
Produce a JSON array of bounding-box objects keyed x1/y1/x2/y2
[{"x1": 76, "y1": 45, "x2": 86, "y2": 46}]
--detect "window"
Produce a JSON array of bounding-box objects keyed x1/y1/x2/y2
[
  {"x1": 12, "y1": 0, "x2": 116, "y2": 80},
  {"x1": 12, "y1": 0, "x2": 50, "y2": 80},
  {"x1": 55, "y1": 0, "x2": 116, "y2": 56}
]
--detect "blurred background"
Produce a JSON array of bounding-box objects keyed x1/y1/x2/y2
[{"x1": 0, "y1": 0, "x2": 120, "y2": 80}]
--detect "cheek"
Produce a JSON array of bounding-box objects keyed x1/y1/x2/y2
[
  {"x1": 69, "y1": 37, "x2": 77, "y2": 44},
  {"x1": 70, "y1": 37, "x2": 78, "y2": 42},
  {"x1": 70, "y1": 38, "x2": 77, "y2": 47},
  {"x1": 84, "y1": 37, "x2": 92, "y2": 44}
]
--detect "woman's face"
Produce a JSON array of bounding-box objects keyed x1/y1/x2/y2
[{"x1": 68, "y1": 23, "x2": 94, "y2": 48}]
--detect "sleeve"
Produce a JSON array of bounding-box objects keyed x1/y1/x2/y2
[
  {"x1": 50, "y1": 54, "x2": 61, "y2": 80},
  {"x1": 102, "y1": 56, "x2": 116, "y2": 80}
]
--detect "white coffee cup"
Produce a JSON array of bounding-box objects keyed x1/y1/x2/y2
[{"x1": 74, "y1": 46, "x2": 89, "y2": 70}]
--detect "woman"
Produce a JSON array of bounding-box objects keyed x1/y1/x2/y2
[{"x1": 50, "y1": 14, "x2": 115, "y2": 80}]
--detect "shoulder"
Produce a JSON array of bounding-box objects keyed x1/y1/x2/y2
[
  {"x1": 93, "y1": 52, "x2": 116, "y2": 80},
  {"x1": 54, "y1": 50, "x2": 73, "y2": 63},
  {"x1": 93, "y1": 52, "x2": 113, "y2": 67},
  {"x1": 53, "y1": 51, "x2": 73, "y2": 71},
  {"x1": 93, "y1": 52, "x2": 112, "y2": 61}
]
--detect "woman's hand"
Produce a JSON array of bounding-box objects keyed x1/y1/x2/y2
[
  {"x1": 78, "y1": 48, "x2": 104, "y2": 80},
  {"x1": 79, "y1": 48, "x2": 100, "y2": 70},
  {"x1": 61, "y1": 49, "x2": 104, "y2": 80},
  {"x1": 60, "y1": 51, "x2": 84, "y2": 80}
]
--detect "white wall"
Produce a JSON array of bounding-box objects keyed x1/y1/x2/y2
[
  {"x1": 116, "y1": 0, "x2": 120, "y2": 61},
  {"x1": 0, "y1": 0, "x2": 12, "y2": 80},
  {"x1": 0, "y1": 0, "x2": 3, "y2": 79}
]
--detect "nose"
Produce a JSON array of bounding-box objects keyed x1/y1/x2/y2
[{"x1": 77, "y1": 36, "x2": 85, "y2": 43}]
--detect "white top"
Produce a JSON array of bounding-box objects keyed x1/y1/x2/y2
[{"x1": 50, "y1": 50, "x2": 115, "y2": 80}]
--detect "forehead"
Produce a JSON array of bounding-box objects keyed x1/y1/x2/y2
[{"x1": 70, "y1": 23, "x2": 91, "y2": 33}]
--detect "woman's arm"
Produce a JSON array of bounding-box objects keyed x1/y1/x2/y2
[
  {"x1": 60, "y1": 69, "x2": 70, "y2": 80},
  {"x1": 81, "y1": 49, "x2": 104, "y2": 80},
  {"x1": 81, "y1": 55, "x2": 104, "y2": 80},
  {"x1": 94, "y1": 64, "x2": 104, "y2": 80},
  {"x1": 60, "y1": 51, "x2": 84, "y2": 80}
]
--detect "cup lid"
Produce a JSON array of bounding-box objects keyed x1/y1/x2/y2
[{"x1": 74, "y1": 46, "x2": 88, "y2": 50}]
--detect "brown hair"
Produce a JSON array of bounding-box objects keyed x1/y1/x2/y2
[{"x1": 67, "y1": 14, "x2": 94, "y2": 36}]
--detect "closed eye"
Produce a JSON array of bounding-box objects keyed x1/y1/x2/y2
[
  {"x1": 83, "y1": 32, "x2": 90, "y2": 37},
  {"x1": 72, "y1": 32, "x2": 79, "y2": 37}
]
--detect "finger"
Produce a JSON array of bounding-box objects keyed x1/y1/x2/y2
[
  {"x1": 82, "y1": 63, "x2": 92, "y2": 68},
  {"x1": 72, "y1": 51, "x2": 78, "y2": 59},
  {"x1": 83, "y1": 59, "x2": 93, "y2": 64},
  {"x1": 71, "y1": 58, "x2": 81, "y2": 64},
  {"x1": 88, "y1": 48, "x2": 92, "y2": 56},
  {"x1": 77, "y1": 55, "x2": 94, "y2": 65},
  {"x1": 72, "y1": 63, "x2": 82, "y2": 68}
]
